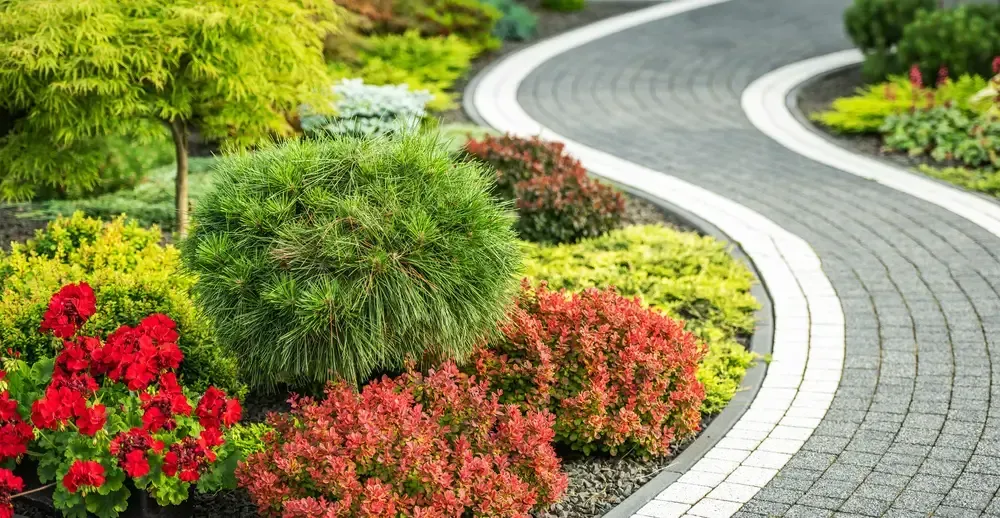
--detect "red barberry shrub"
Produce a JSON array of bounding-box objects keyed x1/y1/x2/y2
[
  {"x1": 239, "y1": 361, "x2": 567, "y2": 517},
  {"x1": 470, "y1": 282, "x2": 706, "y2": 457},
  {"x1": 464, "y1": 134, "x2": 583, "y2": 199},
  {"x1": 464, "y1": 134, "x2": 625, "y2": 244},
  {"x1": 515, "y1": 171, "x2": 625, "y2": 244}
]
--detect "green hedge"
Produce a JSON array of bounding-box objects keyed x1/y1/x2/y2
[{"x1": 523, "y1": 224, "x2": 758, "y2": 414}]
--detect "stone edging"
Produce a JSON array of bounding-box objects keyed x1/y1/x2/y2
[
  {"x1": 464, "y1": 1, "x2": 846, "y2": 517},
  {"x1": 742, "y1": 49, "x2": 1000, "y2": 239}
]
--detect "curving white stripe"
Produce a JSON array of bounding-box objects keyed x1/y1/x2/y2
[
  {"x1": 470, "y1": 1, "x2": 844, "y2": 517},
  {"x1": 742, "y1": 49, "x2": 1000, "y2": 238}
]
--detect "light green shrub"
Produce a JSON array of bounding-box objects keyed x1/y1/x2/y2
[
  {"x1": 918, "y1": 164, "x2": 1000, "y2": 197},
  {"x1": 182, "y1": 134, "x2": 522, "y2": 389},
  {"x1": 811, "y1": 74, "x2": 988, "y2": 134},
  {"x1": 523, "y1": 224, "x2": 758, "y2": 414},
  {"x1": 328, "y1": 31, "x2": 476, "y2": 111},
  {"x1": 0, "y1": 213, "x2": 244, "y2": 396}
]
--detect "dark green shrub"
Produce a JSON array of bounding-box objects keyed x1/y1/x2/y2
[
  {"x1": 0, "y1": 213, "x2": 245, "y2": 396},
  {"x1": 843, "y1": 0, "x2": 936, "y2": 81},
  {"x1": 897, "y1": 5, "x2": 1000, "y2": 81},
  {"x1": 482, "y1": 0, "x2": 537, "y2": 41},
  {"x1": 881, "y1": 106, "x2": 1000, "y2": 167},
  {"x1": 541, "y1": 0, "x2": 584, "y2": 12},
  {"x1": 182, "y1": 134, "x2": 522, "y2": 389}
]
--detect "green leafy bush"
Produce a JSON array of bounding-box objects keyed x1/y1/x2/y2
[
  {"x1": 897, "y1": 5, "x2": 1000, "y2": 81},
  {"x1": 481, "y1": 0, "x2": 537, "y2": 41},
  {"x1": 881, "y1": 106, "x2": 1000, "y2": 167},
  {"x1": 843, "y1": 0, "x2": 936, "y2": 80},
  {"x1": 226, "y1": 423, "x2": 274, "y2": 459},
  {"x1": 0, "y1": 213, "x2": 244, "y2": 396},
  {"x1": 542, "y1": 0, "x2": 584, "y2": 12},
  {"x1": 812, "y1": 74, "x2": 988, "y2": 133},
  {"x1": 328, "y1": 31, "x2": 476, "y2": 111},
  {"x1": 522, "y1": 225, "x2": 758, "y2": 414},
  {"x1": 182, "y1": 134, "x2": 522, "y2": 389}
]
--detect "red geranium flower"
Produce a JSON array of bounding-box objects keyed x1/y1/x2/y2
[
  {"x1": 139, "y1": 373, "x2": 190, "y2": 432},
  {"x1": 0, "y1": 421, "x2": 33, "y2": 460},
  {"x1": 31, "y1": 386, "x2": 85, "y2": 430},
  {"x1": 195, "y1": 387, "x2": 240, "y2": 430},
  {"x1": 63, "y1": 460, "x2": 104, "y2": 493},
  {"x1": 75, "y1": 404, "x2": 106, "y2": 436},
  {"x1": 40, "y1": 283, "x2": 96, "y2": 339},
  {"x1": 163, "y1": 437, "x2": 213, "y2": 483},
  {"x1": 0, "y1": 468, "x2": 23, "y2": 518},
  {"x1": 122, "y1": 450, "x2": 150, "y2": 478}
]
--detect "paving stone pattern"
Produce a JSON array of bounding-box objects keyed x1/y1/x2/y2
[{"x1": 516, "y1": 0, "x2": 1000, "y2": 516}]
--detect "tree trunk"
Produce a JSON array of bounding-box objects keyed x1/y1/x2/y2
[{"x1": 169, "y1": 119, "x2": 190, "y2": 238}]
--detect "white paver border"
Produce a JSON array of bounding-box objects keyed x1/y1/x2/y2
[
  {"x1": 742, "y1": 49, "x2": 1000, "y2": 238},
  {"x1": 469, "y1": 1, "x2": 845, "y2": 516}
]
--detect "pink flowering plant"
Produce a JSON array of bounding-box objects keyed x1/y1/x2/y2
[{"x1": 1, "y1": 283, "x2": 242, "y2": 518}]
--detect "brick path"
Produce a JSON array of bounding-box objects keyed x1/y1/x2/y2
[{"x1": 511, "y1": 0, "x2": 1000, "y2": 516}]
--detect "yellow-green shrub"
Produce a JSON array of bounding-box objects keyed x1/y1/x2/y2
[
  {"x1": 328, "y1": 31, "x2": 476, "y2": 111},
  {"x1": 0, "y1": 213, "x2": 244, "y2": 396},
  {"x1": 918, "y1": 164, "x2": 1000, "y2": 197},
  {"x1": 523, "y1": 224, "x2": 758, "y2": 414},
  {"x1": 812, "y1": 74, "x2": 988, "y2": 133}
]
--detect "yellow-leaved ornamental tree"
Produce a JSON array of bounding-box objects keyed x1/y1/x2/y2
[{"x1": 0, "y1": 0, "x2": 344, "y2": 235}]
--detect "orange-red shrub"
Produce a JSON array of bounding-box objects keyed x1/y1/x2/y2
[
  {"x1": 470, "y1": 282, "x2": 706, "y2": 456},
  {"x1": 238, "y1": 362, "x2": 567, "y2": 517}
]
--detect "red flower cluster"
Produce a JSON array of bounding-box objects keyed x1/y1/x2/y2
[
  {"x1": 139, "y1": 372, "x2": 191, "y2": 432},
  {"x1": 63, "y1": 460, "x2": 105, "y2": 494},
  {"x1": 469, "y1": 282, "x2": 706, "y2": 457},
  {"x1": 195, "y1": 386, "x2": 241, "y2": 430},
  {"x1": 110, "y1": 428, "x2": 165, "y2": 478},
  {"x1": 99, "y1": 314, "x2": 184, "y2": 391},
  {"x1": 465, "y1": 134, "x2": 625, "y2": 244},
  {"x1": 0, "y1": 390, "x2": 32, "y2": 461},
  {"x1": 238, "y1": 362, "x2": 567, "y2": 518},
  {"x1": 27, "y1": 283, "x2": 243, "y2": 494},
  {"x1": 0, "y1": 468, "x2": 23, "y2": 518},
  {"x1": 163, "y1": 436, "x2": 217, "y2": 482},
  {"x1": 40, "y1": 283, "x2": 97, "y2": 339}
]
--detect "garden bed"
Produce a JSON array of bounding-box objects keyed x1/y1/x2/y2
[{"x1": 796, "y1": 64, "x2": 942, "y2": 171}]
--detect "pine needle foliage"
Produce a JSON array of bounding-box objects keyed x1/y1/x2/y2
[
  {"x1": 182, "y1": 133, "x2": 522, "y2": 389},
  {"x1": 0, "y1": 0, "x2": 344, "y2": 233}
]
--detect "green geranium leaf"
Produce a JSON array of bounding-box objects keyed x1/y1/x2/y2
[{"x1": 85, "y1": 484, "x2": 130, "y2": 518}]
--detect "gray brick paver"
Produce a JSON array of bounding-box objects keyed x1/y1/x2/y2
[{"x1": 515, "y1": 0, "x2": 1000, "y2": 515}]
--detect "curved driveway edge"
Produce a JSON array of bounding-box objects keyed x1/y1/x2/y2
[{"x1": 467, "y1": 1, "x2": 845, "y2": 516}]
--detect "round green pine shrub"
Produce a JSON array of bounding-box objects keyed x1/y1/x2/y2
[
  {"x1": 238, "y1": 362, "x2": 567, "y2": 517},
  {"x1": 482, "y1": 0, "x2": 538, "y2": 41},
  {"x1": 542, "y1": 0, "x2": 585, "y2": 12},
  {"x1": 470, "y1": 282, "x2": 706, "y2": 457},
  {"x1": 843, "y1": 0, "x2": 936, "y2": 80},
  {"x1": 0, "y1": 213, "x2": 244, "y2": 396},
  {"x1": 182, "y1": 134, "x2": 522, "y2": 389},
  {"x1": 897, "y1": 5, "x2": 1000, "y2": 81}
]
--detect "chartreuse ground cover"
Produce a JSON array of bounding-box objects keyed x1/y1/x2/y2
[{"x1": 523, "y1": 224, "x2": 759, "y2": 415}]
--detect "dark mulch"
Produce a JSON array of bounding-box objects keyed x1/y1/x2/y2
[
  {"x1": 0, "y1": 206, "x2": 48, "y2": 252},
  {"x1": 441, "y1": 1, "x2": 660, "y2": 126},
  {"x1": 796, "y1": 64, "x2": 952, "y2": 170}
]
